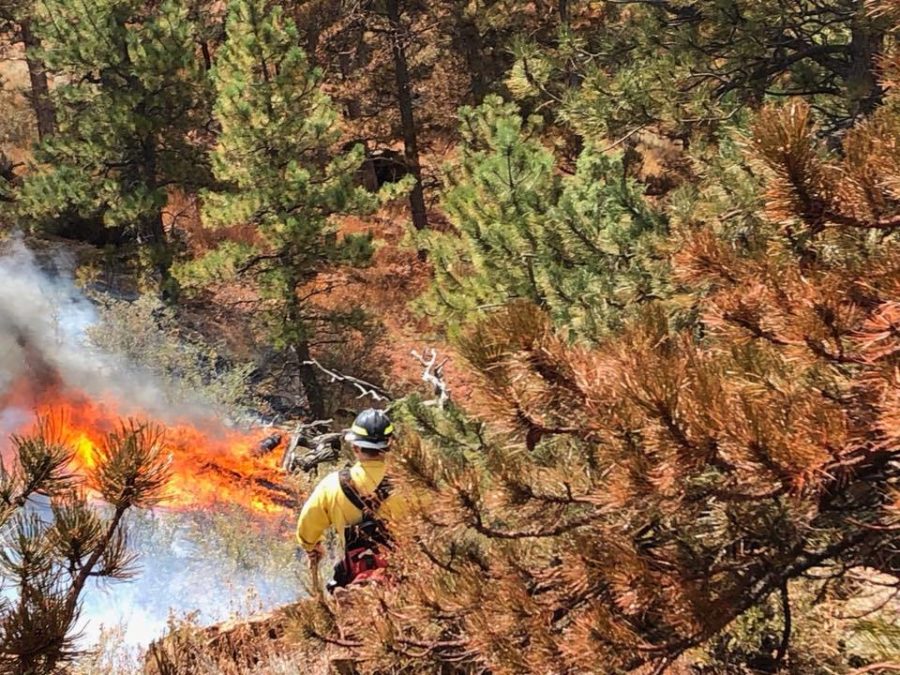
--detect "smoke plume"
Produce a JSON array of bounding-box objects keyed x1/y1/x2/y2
[{"x1": 0, "y1": 237, "x2": 301, "y2": 649}]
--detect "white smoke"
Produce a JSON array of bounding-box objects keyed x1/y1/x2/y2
[
  {"x1": 79, "y1": 507, "x2": 302, "y2": 650},
  {"x1": 0, "y1": 235, "x2": 223, "y2": 424},
  {"x1": 0, "y1": 237, "x2": 98, "y2": 406},
  {"x1": 0, "y1": 236, "x2": 302, "y2": 650}
]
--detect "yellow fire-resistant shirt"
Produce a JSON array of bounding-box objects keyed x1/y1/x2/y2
[{"x1": 296, "y1": 458, "x2": 408, "y2": 552}]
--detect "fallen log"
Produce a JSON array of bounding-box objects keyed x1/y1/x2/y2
[
  {"x1": 144, "y1": 601, "x2": 296, "y2": 674},
  {"x1": 143, "y1": 596, "x2": 357, "y2": 674}
]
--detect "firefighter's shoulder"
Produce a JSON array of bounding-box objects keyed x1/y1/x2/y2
[
  {"x1": 317, "y1": 469, "x2": 344, "y2": 495},
  {"x1": 302, "y1": 469, "x2": 343, "y2": 507}
]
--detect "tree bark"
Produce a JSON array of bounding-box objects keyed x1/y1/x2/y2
[
  {"x1": 846, "y1": 16, "x2": 884, "y2": 117},
  {"x1": 384, "y1": 0, "x2": 428, "y2": 235},
  {"x1": 451, "y1": 7, "x2": 488, "y2": 103},
  {"x1": 337, "y1": 23, "x2": 365, "y2": 120},
  {"x1": 295, "y1": 339, "x2": 326, "y2": 420},
  {"x1": 20, "y1": 20, "x2": 56, "y2": 140},
  {"x1": 200, "y1": 40, "x2": 212, "y2": 71},
  {"x1": 282, "y1": 255, "x2": 325, "y2": 419},
  {"x1": 0, "y1": 149, "x2": 14, "y2": 184},
  {"x1": 139, "y1": 124, "x2": 175, "y2": 298}
]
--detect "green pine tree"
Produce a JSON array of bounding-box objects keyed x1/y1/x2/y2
[
  {"x1": 17, "y1": 0, "x2": 210, "y2": 292},
  {"x1": 179, "y1": 0, "x2": 378, "y2": 418},
  {"x1": 506, "y1": 1, "x2": 890, "y2": 141},
  {"x1": 421, "y1": 95, "x2": 669, "y2": 339}
]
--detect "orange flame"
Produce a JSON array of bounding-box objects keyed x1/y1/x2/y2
[{"x1": 0, "y1": 376, "x2": 294, "y2": 515}]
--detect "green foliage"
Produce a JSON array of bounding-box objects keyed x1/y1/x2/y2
[
  {"x1": 393, "y1": 394, "x2": 489, "y2": 467},
  {"x1": 175, "y1": 0, "x2": 380, "y2": 415},
  {"x1": 17, "y1": 0, "x2": 210, "y2": 276},
  {"x1": 667, "y1": 121, "x2": 768, "y2": 247},
  {"x1": 508, "y1": 1, "x2": 891, "y2": 141},
  {"x1": 0, "y1": 86, "x2": 35, "y2": 151},
  {"x1": 192, "y1": 0, "x2": 376, "y2": 291},
  {"x1": 86, "y1": 294, "x2": 254, "y2": 411},
  {"x1": 421, "y1": 95, "x2": 669, "y2": 338},
  {"x1": 692, "y1": 580, "x2": 854, "y2": 674}
]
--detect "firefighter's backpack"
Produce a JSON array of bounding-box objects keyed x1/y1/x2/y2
[{"x1": 330, "y1": 468, "x2": 392, "y2": 589}]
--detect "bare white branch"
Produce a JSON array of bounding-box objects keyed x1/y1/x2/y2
[
  {"x1": 302, "y1": 359, "x2": 393, "y2": 402},
  {"x1": 293, "y1": 418, "x2": 334, "y2": 434},
  {"x1": 411, "y1": 347, "x2": 451, "y2": 409}
]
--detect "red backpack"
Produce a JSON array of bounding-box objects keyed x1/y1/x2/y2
[{"x1": 327, "y1": 469, "x2": 393, "y2": 591}]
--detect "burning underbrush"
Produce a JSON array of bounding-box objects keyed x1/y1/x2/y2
[
  {"x1": 0, "y1": 237, "x2": 298, "y2": 516},
  {"x1": 0, "y1": 369, "x2": 311, "y2": 654},
  {"x1": 0, "y1": 373, "x2": 297, "y2": 516},
  {"x1": 0, "y1": 238, "x2": 312, "y2": 654}
]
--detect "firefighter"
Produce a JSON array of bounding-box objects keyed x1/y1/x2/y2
[{"x1": 296, "y1": 408, "x2": 407, "y2": 591}]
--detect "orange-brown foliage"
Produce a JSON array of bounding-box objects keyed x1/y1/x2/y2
[{"x1": 287, "y1": 96, "x2": 900, "y2": 675}]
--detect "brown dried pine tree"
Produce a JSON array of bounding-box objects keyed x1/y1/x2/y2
[{"x1": 290, "y1": 31, "x2": 900, "y2": 675}]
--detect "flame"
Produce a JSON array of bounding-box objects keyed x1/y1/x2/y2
[
  {"x1": 73, "y1": 432, "x2": 97, "y2": 469},
  {"x1": 0, "y1": 375, "x2": 295, "y2": 515}
]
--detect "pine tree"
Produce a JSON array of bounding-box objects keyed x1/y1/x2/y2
[
  {"x1": 181, "y1": 0, "x2": 377, "y2": 419},
  {"x1": 421, "y1": 95, "x2": 669, "y2": 339},
  {"x1": 16, "y1": 0, "x2": 211, "y2": 290},
  {"x1": 290, "y1": 50, "x2": 900, "y2": 675},
  {"x1": 293, "y1": 0, "x2": 491, "y2": 236},
  {"x1": 0, "y1": 416, "x2": 170, "y2": 673},
  {"x1": 508, "y1": 1, "x2": 891, "y2": 142},
  {"x1": 0, "y1": 0, "x2": 56, "y2": 140}
]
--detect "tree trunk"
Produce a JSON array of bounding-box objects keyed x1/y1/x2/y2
[
  {"x1": 0, "y1": 150, "x2": 14, "y2": 185},
  {"x1": 337, "y1": 25, "x2": 364, "y2": 120},
  {"x1": 200, "y1": 41, "x2": 213, "y2": 71},
  {"x1": 846, "y1": 16, "x2": 884, "y2": 118},
  {"x1": 295, "y1": 339, "x2": 325, "y2": 420},
  {"x1": 384, "y1": 0, "x2": 428, "y2": 236},
  {"x1": 148, "y1": 210, "x2": 173, "y2": 289},
  {"x1": 282, "y1": 255, "x2": 325, "y2": 419},
  {"x1": 451, "y1": 7, "x2": 488, "y2": 103},
  {"x1": 139, "y1": 130, "x2": 175, "y2": 298},
  {"x1": 20, "y1": 20, "x2": 56, "y2": 141}
]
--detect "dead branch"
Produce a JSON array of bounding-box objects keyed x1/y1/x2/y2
[
  {"x1": 411, "y1": 348, "x2": 450, "y2": 408},
  {"x1": 302, "y1": 359, "x2": 393, "y2": 402},
  {"x1": 292, "y1": 418, "x2": 334, "y2": 434},
  {"x1": 280, "y1": 419, "x2": 344, "y2": 475}
]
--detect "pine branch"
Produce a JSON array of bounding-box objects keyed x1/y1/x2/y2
[
  {"x1": 460, "y1": 489, "x2": 601, "y2": 539},
  {"x1": 61, "y1": 502, "x2": 128, "y2": 627}
]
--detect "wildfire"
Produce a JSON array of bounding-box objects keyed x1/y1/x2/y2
[{"x1": 0, "y1": 375, "x2": 295, "y2": 515}]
